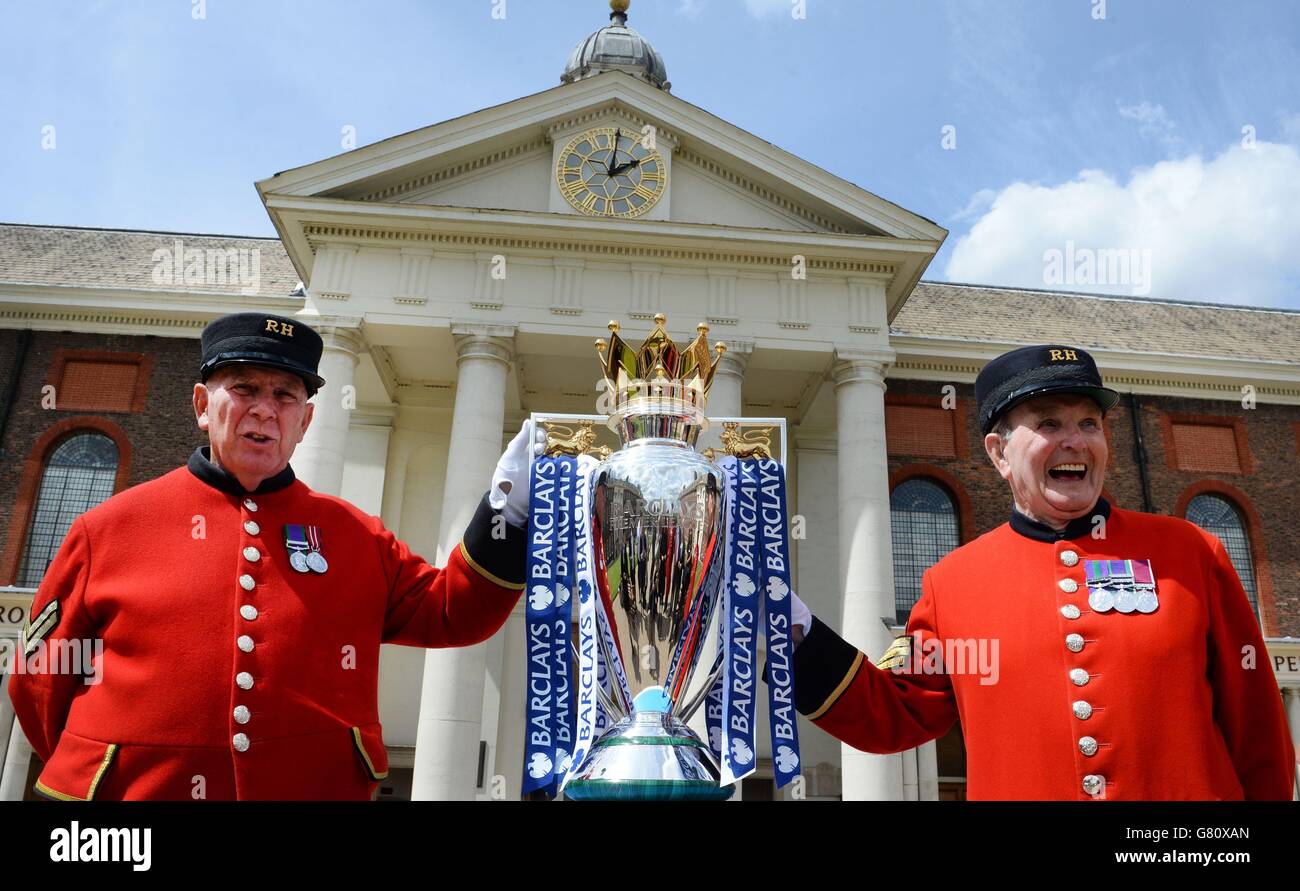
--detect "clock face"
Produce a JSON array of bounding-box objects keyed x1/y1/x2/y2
[{"x1": 556, "y1": 127, "x2": 666, "y2": 218}]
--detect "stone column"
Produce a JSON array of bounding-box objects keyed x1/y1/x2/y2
[
  {"x1": 0, "y1": 716, "x2": 33, "y2": 801},
  {"x1": 410, "y1": 325, "x2": 515, "y2": 801},
  {"x1": 0, "y1": 673, "x2": 14, "y2": 773},
  {"x1": 917, "y1": 739, "x2": 940, "y2": 800},
  {"x1": 901, "y1": 745, "x2": 919, "y2": 801},
  {"x1": 1286, "y1": 687, "x2": 1300, "y2": 800},
  {"x1": 708, "y1": 338, "x2": 752, "y2": 422},
  {"x1": 831, "y1": 346, "x2": 901, "y2": 801},
  {"x1": 491, "y1": 602, "x2": 527, "y2": 800},
  {"x1": 293, "y1": 322, "x2": 365, "y2": 496}
]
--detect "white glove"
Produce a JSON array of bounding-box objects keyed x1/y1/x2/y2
[
  {"x1": 757, "y1": 584, "x2": 813, "y2": 637},
  {"x1": 489, "y1": 420, "x2": 547, "y2": 526},
  {"x1": 790, "y1": 589, "x2": 812, "y2": 636}
]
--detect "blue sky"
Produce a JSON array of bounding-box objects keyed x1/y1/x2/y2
[{"x1": 2, "y1": 0, "x2": 1299, "y2": 306}]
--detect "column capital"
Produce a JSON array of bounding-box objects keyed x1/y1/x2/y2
[
  {"x1": 451, "y1": 322, "x2": 516, "y2": 366},
  {"x1": 317, "y1": 324, "x2": 366, "y2": 359},
  {"x1": 831, "y1": 345, "x2": 896, "y2": 389},
  {"x1": 715, "y1": 337, "x2": 754, "y2": 379}
]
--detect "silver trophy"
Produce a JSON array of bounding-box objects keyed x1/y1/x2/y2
[{"x1": 562, "y1": 315, "x2": 734, "y2": 801}]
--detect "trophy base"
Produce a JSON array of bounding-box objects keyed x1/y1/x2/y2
[{"x1": 564, "y1": 712, "x2": 734, "y2": 801}]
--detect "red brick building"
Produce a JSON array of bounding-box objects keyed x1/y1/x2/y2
[{"x1": 1, "y1": 222, "x2": 1297, "y2": 800}]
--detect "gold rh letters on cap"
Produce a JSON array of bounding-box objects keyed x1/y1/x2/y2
[
  {"x1": 265, "y1": 319, "x2": 294, "y2": 337},
  {"x1": 1049, "y1": 349, "x2": 1078, "y2": 362}
]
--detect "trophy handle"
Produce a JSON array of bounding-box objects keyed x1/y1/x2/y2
[
  {"x1": 569, "y1": 640, "x2": 631, "y2": 722},
  {"x1": 675, "y1": 654, "x2": 725, "y2": 724}
]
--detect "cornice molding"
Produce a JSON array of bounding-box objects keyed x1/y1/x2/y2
[
  {"x1": 676, "y1": 148, "x2": 851, "y2": 235},
  {"x1": 889, "y1": 337, "x2": 1300, "y2": 404},
  {"x1": 300, "y1": 222, "x2": 900, "y2": 277},
  {"x1": 545, "y1": 102, "x2": 681, "y2": 147},
  {"x1": 355, "y1": 138, "x2": 550, "y2": 204}
]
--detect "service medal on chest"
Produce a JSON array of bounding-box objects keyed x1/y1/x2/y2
[
  {"x1": 284, "y1": 524, "x2": 312, "y2": 573},
  {"x1": 1084, "y1": 558, "x2": 1158, "y2": 615},
  {"x1": 305, "y1": 525, "x2": 329, "y2": 574}
]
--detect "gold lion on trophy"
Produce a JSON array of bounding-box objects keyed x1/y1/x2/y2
[
  {"x1": 543, "y1": 421, "x2": 600, "y2": 457},
  {"x1": 719, "y1": 422, "x2": 773, "y2": 460}
]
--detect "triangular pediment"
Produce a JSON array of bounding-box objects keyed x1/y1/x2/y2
[{"x1": 257, "y1": 72, "x2": 944, "y2": 242}]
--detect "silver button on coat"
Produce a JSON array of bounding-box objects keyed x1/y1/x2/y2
[
  {"x1": 236, "y1": 672, "x2": 254, "y2": 690},
  {"x1": 233, "y1": 733, "x2": 250, "y2": 752},
  {"x1": 1066, "y1": 633, "x2": 1085, "y2": 653},
  {"x1": 240, "y1": 604, "x2": 258, "y2": 621},
  {"x1": 243, "y1": 499, "x2": 258, "y2": 512},
  {"x1": 1060, "y1": 550, "x2": 1079, "y2": 567},
  {"x1": 1079, "y1": 736, "x2": 1099, "y2": 756},
  {"x1": 1073, "y1": 700, "x2": 1093, "y2": 720},
  {"x1": 1060, "y1": 604, "x2": 1081, "y2": 620},
  {"x1": 244, "y1": 520, "x2": 260, "y2": 535},
  {"x1": 1059, "y1": 578, "x2": 1079, "y2": 593},
  {"x1": 233, "y1": 706, "x2": 251, "y2": 725},
  {"x1": 243, "y1": 547, "x2": 261, "y2": 562},
  {"x1": 239, "y1": 574, "x2": 255, "y2": 591},
  {"x1": 1070, "y1": 668, "x2": 1090, "y2": 686},
  {"x1": 1082, "y1": 774, "x2": 1104, "y2": 795},
  {"x1": 237, "y1": 635, "x2": 255, "y2": 653}
]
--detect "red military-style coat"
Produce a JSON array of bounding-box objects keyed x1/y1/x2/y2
[
  {"x1": 794, "y1": 499, "x2": 1296, "y2": 800},
  {"x1": 8, "y1": 447, "x2": 526, "y2": 801}
]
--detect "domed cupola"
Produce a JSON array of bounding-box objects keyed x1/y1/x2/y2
[{"x1": 561, "y1": 0, "x2": 670, "y2": 92}]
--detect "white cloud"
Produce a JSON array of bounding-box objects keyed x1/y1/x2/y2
[
  {"x1": 1278, "y1": 110, "x2": 1300, "y2": 145},
  {"x1": 676, "y1": 0, "x2": 704, "y2": 19},
  {"x1": 944, "y1": 141, "x2": 1300, "y2": 308},
  {"x1": 1117, "y1": 100, "x2": 1179, "y2": 150},
  {"x1": 743, "y1": 0, "x2": 796, "y2": 19},
  {"x1": 951, "y1": 187, "x2": 998, "y2": 224}
]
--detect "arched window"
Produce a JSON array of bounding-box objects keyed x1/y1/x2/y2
[
  {"x1": 1185, "y1": 493, "x2": 1258, "y2": 617},
  {"x1": 891, "y1": 478, "x2": 960, "y2": 625},
  {"x1": 17, "y1": 432, "x2": 119, "y2": 587}
]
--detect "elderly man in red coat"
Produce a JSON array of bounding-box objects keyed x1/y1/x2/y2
[
  {"x1": 9, "y1": 312, "x2": 541, "y2": 800},
  {"x1": 788, "y1": 344, "x2": 1295, "y2": 800}
]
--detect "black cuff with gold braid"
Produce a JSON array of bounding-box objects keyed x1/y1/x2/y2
[
  {"x1": 458, "y1": 492, "x2": 526, "y2": 591},
  {"x1": 793, "y1": 615, "x2": 866, "y2": 719}
]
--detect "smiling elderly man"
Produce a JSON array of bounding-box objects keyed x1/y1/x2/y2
[
  {"x1": 9, "y1": 312, "x2": 541, "y2": 800},
  {"x1": 788, "y1": 344, "x2": 1295, "y2": 800}
]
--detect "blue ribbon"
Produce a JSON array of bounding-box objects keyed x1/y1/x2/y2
[
  {"x1": 522, "y1": 455, "x2": 566, "y2": 797},
  {"x1": 719, "y1": 456, "x2": 761, "y2": 785},
  {"x1": 563, "y1": 456, "x2": 602, "y2": 792},
  {"x1": 549, "y1": 458, "x2": 576, "y2": 794},
  {"x1": 756, "y1": 457, "x2": 801, "y2": 789}
]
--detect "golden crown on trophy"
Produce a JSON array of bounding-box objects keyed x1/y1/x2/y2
[{"x1": 595, "y1": 313, "x2": 727, "y2": 411}]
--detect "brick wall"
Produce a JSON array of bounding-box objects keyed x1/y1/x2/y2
[
  {"x1": 884, "y1": 378, "x2": 1300, "y2": 637},
  {"x1": 0, "y1": 331, "x2": 204, "y2": 584}
]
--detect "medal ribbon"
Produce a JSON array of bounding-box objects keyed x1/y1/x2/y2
[
  {"x1": 756, "y1": 457, "x2": 801, "y2": 790},
  {"x1": 285, "y1": 524, "x2": 309, "y2": 554}
]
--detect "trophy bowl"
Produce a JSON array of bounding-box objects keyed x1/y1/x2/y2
[
  {"x1": 563, "y1": 317, "x2": 734, "y2": 801},
  {"x1": 563, "y1": 397, "x2": 730, "y2": 800}
]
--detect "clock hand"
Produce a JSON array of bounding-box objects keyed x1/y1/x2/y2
[
  {"x1": 606, "y1": 129, "x2": 621, "y2": 177},
  {"x1": 610, "y1": 156, "x2": 642, "y2": 177}
]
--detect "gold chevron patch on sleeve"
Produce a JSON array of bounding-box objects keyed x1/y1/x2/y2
[
  {"x1": 873, "y1": 634, "x2": 912, "y2": 671},
  {"x1": 21, "y1": 600, "x2": 60, "y2": 657}
]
